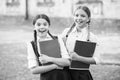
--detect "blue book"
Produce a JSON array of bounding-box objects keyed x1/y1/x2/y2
[{"x1": 70, "y1": 40, "x2": 96, "y2": 70}]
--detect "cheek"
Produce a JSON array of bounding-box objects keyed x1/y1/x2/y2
[
  {"x1": 44, "y1": 26, "x2": 49, "y2": 30},
  {"x1": 74, "y1": 16, "x2": 78, "y2": 19},
  {"x1": 73, "y1": 17, "x2": 77, "y2": 22},
  {"x1": 34, "y1": 25, "x2": 39, "y2": 30},
  {"x1": 34, "y1": 23, "x2": 41, "y2": 28},
  {"x1": 84, "y1": 18, "x2": 89, "y2": 23}
]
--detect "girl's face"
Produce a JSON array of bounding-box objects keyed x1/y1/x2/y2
[
  {"x1": 34, "y1": 18, "x2": 49, "y2": 37},
  {"x1": 74, "y1": 9, "x2": 89, "y2": 29}
]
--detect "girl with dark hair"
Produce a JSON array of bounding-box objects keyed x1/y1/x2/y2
[
  {"x1": 61, "y1": 6, "x2": 102, "y2": 80},
  {"x1": 27, "y1": 14, "x2": 71, "y2": 80}
]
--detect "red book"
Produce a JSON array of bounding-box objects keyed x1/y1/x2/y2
[
  {"x1": 70, "y1": 40, "x2": 96, "y2": 70},
  {"x1": 39, "y1": 39, "x2": 61, "y2": 65}
]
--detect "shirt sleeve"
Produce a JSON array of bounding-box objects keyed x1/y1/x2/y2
[
  {"x1": 90, "y1": 33, "x2": 103, "y2": 64},
  {"x1": 58, "y1": 35, "x2": 70, "y2": 59},
  {"x1": 90, "y1": 32, "x2": 100, "y2": 45},
  {"x1": 27, "y1": 41, "x2": 39, "y2": 69},
  {"x1": 93, "y1": 45, "x2": 102, "y2": 64}
]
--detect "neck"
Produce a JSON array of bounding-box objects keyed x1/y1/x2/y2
[
  {"x1": 76, "y1": 24, "x2": 88, "y2": 32},
  {"x1": 76, "y1": 27, "x2": 82, "y2": 32},
  {"x1": 39, "y1": 33, "x2": 47, "y2": 39}
]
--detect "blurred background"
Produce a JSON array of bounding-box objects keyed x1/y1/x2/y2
[{"x1": 0, "y1": 0, "x2": 120, "y2": 80}]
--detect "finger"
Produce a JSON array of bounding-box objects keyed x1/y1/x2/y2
[
  {"x1": 39, "y1": 57, "x2": 42, "y2": 59},
  {"x1": 42, "y1": 54, "x2": 48, "y2": 57},
  {"x1": 39, "y1": 58, "x2": 42, "y2": 62},
  {"x1": 39, "y1": 59, "x2": 44, "y2": 63},
  {"x1": 39, "y1": 57, "x2": 44, "y2": 62},
  {"x1": 69, "y1": 53, "x2": 73, "y2": 57}
]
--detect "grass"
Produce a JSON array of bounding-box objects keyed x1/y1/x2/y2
[
  {"x1": 0, "y1": 43, "x2": 39, "y2": 80},
  {"x1": 0, "y1": 43, "x2": 120, "y2": 80}
]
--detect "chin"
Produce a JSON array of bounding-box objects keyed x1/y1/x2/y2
[
  {"x1": 38, "y1": 32, "x2": 47, "y2": 37},
  {"x1": 77, "y1": 23, "x2": 83, "y2": 27}
]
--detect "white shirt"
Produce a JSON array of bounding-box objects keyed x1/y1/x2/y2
[
  {"x1": 61, "y1": 27, "x2": 102, "y2": 64},
  {"x1": 27, "y1": 34, "x2": 70, "y2": 69}
]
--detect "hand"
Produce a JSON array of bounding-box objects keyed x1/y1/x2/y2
[
  {"x1": 55, "y1": 64, "x2": 63, "y2": 69},
  {"x1": 39, "y1": 54, "x2": 52, "y2": 64},
  {"x1": 70, "y1": 52, "x2": 79, "y2": 60}
]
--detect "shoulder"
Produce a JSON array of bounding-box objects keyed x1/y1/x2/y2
[
  {"x1": 57, "y1": 35, "x2": 61, "y2": 41},
  {"x1": 90, "y1": 32, "x2": 100, "y2": 45},
  {"x1": 62, "y1": 28, "x2": 70, "y2": 33},
  {"x1": 26, "y1": 40, "x2": 34, "y2": 47},
  {"x1": 57, "y1": 35, "x2": 64, "y2": 44},
  {"x1": 61, "y1": 28, "x2": 70, "y2": 37},
  {"x1": 90, "y1": 32, "x2": 97, "y2": 39}
]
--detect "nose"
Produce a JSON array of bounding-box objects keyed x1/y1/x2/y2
[
  {"x1": 75, "y1": 17, "x2": 82, "y2": 21},
  {"x1": 77, "y1": 15, "x2": 82, "y2": 19},
  {"x1": 39, "y1": 25, "x2": 45, "y2": 28}
]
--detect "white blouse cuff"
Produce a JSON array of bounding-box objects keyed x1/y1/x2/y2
[
  {"x1": 28, "y1": 59, "x2": 38, "y2": 69},
  {"x1": 93, "y1": 57, "x2": 100, "y2": 64},
  {"x1": 62, "y1": 55, "x2": 70, "y2": 59}
]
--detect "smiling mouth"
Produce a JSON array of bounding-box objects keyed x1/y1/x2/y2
[
  {"x1": 76, "y1": 20, "x2": 84, "y2": 24},
  {"x1": 38, "y1": 29, "x2": 47, "y2": 33}
]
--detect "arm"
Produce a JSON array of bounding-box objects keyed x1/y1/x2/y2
[
  {"x1": 90, "y1": 33, "x2": 103, "y2": 64},
  {"x1": 51, "y1": 35, "x2": 70, "y2": 67},
  {"x1": 77, "y1": 56, "x2": 96, "y2": 64},
  {"x1": 73, "y1": 32, "x2": 101, "y2": 64},
  {"x1": 30, "y1": 64, "x2": 58, "y2": 74},
  {"x1": 39, "y1": 54, "x2": 70, "y2": 67},
  {"x1": 27, "y1": 42, "x2": 60, "y2": 74},
  {"x1": 70, "y1": 33, "x2": 101, "y2": 65},
  {"x1": 49, "y1": 57, "x2": 70, "y2": 67},
  {"x1": 70, "y1": 52, "x2": 96, "y2": 64},
  {"x1": 39, "y1": 36, "x2": 70, "y2": 67}
]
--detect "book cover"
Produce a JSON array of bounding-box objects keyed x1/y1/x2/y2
[
  {"x1": 70, "y1": 40, "x2": 96, "y2": 69},
  {"x1": 39, "y1": 39, "x2": 61, "y2": 65}
]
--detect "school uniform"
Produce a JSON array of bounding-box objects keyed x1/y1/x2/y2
[
  {"x1": 27, "y1": 34, "x2": 71, "y2": 80},
  {"x1": 61, "y1": 26, "x2": 102, "y2": 80}
]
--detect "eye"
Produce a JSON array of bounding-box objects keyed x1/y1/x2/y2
[
  {"x1": 37, "y1": 23, "x2": 41, "y2": 26},
  {"x1": 43, "y1": 22, "x2": 48, "y2": 26},
  {"x1": 75, "y1": 14, "x2": 79, "y2": 17},
  {"x1": 81, "y1": 14, "x2": 86, "y2": 17}
]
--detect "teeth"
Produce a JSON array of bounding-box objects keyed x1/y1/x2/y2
[
  {"x1": 38, "y1": 29, "x2": 46, "y2": 33},
  {"x1": 76, "y1": 20, "x2": 83, "y2": 24},
  {"x1": 77, "y1": 21, "x2": 82, "y2": 24}
]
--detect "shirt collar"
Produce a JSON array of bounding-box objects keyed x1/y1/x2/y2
[
  {"x1": 37, "y1": 34, "x2": 51, "y2": 41},
  {"x1": 72, "y1": 26, "x2": 88, "y2": 34}
]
